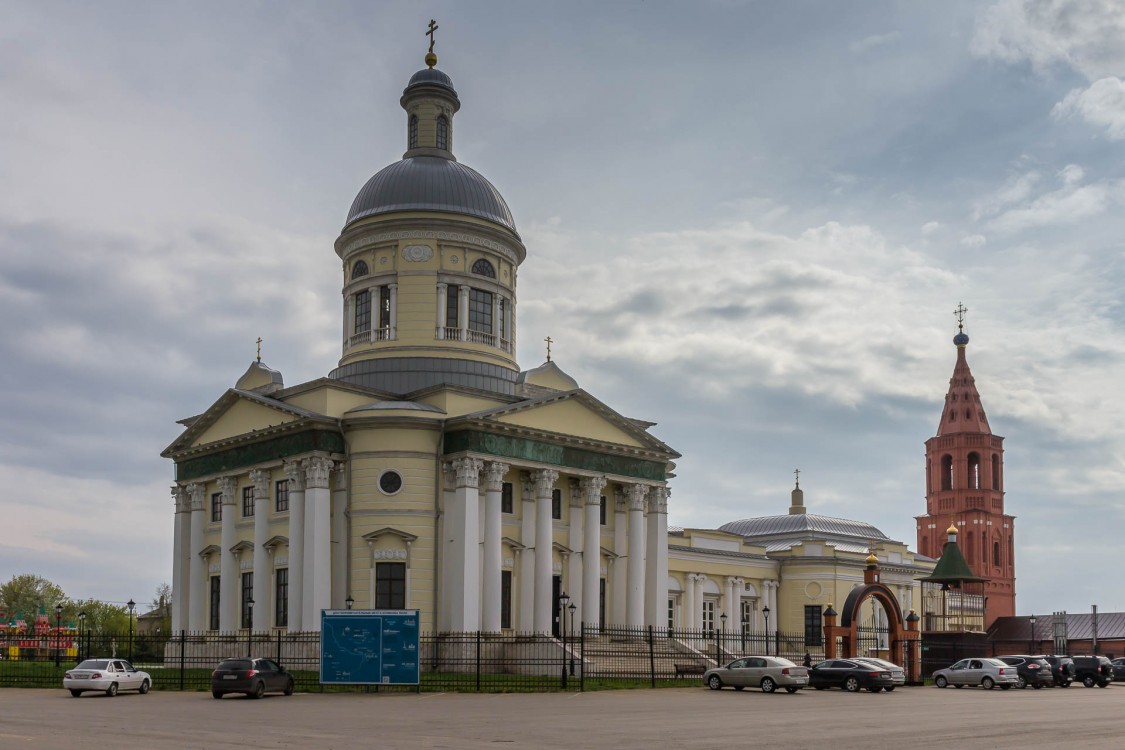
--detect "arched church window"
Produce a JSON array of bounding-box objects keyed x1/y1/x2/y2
[
  {"x1": 951, "y1": 394, "x2": 957, "y2": 402},
  {"x1": 471, "y1": 258, "x2": 496, "y2": 278},
  {"x1": 941, "y1": 455, "x2": 953, "y2": 491},
  {"x1": 436, "y1": 115, "x2": 448, "y2": 150},
  {"x1": 967, "y1": 452, "x2": 981, "y2": 490},
  {"x1": 993, "y1": 540, "x2": 1001, "y2": 567},
  {"x1": 352, "y1": 260, "x2": 369, "y2": 279},
  {"x1": 949, "y1": 410, "x2": 956, "y2": 422},
  {"x1": 965, "y1": 409, "x2": 972, "y2": 420},
  {"x1": 409, "y1": 115, "x2": 418, "y2": 149},
  {"x1": 991, "y1": 454, "x2": 1000, "y2": 490}
]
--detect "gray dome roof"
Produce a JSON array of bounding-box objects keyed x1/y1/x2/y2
[
  {"x1": 346, "y1": 157, "x2": 517, "y2": 233},
  {"x1": 404, "y1": 68, "x2": 456, "y2": 95},
  {"x1": 719, "y1": 514, "x2": 890, "y2": 541}
]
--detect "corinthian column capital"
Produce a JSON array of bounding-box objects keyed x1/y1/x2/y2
[
  {"x1": 284, "y1": 460, "x2": 306, "y2": 491},
  {"x1": 482, "y1": 461, "x2": 510, "y2": 491},
  {"x1": 218, "y1": 476, "x2": 237, "y2": 504},
  {"x1": 581, "y1": 475, "x2": 607, "y2": 504},
  {"x1": 172, "y1": 485, "x2": 190, "y2": 514},
  {"x1": 304, "y1": 456, "x2": 334, "y2": 489},
  {"x1": 625, "y1": 483, "x2": 648, "y2": 512},
  {"x1": 648, "y1": 486, "x2": 669, "y2": 514},
  {"x1": 187, "y1": 483, "x2": 206, "y2": 511},
  {"x1": 452, "y1": 457, "x2": 484, "y2": 488},
  {"x1": 530, "y1": 468, "x2": 559, "y2": 496},
  {"x1": 249, "y1": 469, "x2": 270, "y2": 498}
]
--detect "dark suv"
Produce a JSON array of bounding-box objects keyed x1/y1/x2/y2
[
  {"x1": 1071, "y1": 656, "x2": 1113, "y2": 688},
  {"x1": 997, "y1": 655, "x2": 1055, "y2": 689},
  {"x1": 1039, "y1": 655, "x2": 1075, "y2": 687}
]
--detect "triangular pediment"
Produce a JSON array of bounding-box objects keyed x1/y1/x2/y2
[
  {"x1": 466, "y1": 390, "x2": 676, "y2": 455},
  {"x1": 163, "y1": 389, "x2": 329, "y2": 457}
]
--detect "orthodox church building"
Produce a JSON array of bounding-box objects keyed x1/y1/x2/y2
[
  {"x1": 915, "y1": 313, "x2": 1015, "y2": 626},
  {"x1": 162, "y1": 45, "x2": 679, "y2": 635}
]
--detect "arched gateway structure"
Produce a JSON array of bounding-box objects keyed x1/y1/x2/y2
[{"x1": 822, "y1": 554, "x2": 922, "y2": 683}]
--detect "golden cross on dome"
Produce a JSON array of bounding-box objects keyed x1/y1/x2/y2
[
  {"x1": 794, "y1": 468, "x2": 800, "y2": 489},
  {"x1": 953, "y1": 302, "x2": 967, "y2": 331},
  {"x1": 256, "y1": 337, "x2": 262, "y2": 363},
  {"x1": 426, "y1": 19, "x2": 439, "y2": 54},
  {"x1": 544, "y1": 336, "x2": 553, "y2": 362}
]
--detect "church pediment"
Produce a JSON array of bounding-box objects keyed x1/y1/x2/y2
[{"x1": 162, "y1": 389, "x2": 328, "y2": 457}]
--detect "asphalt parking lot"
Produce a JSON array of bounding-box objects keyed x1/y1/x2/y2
[{"x1": 0, "y1": 684, "x2": 1120, "y2": 749}]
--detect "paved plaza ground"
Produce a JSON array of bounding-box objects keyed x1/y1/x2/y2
[{"x1": 0, "y1": 685, "x2": 1120, "y2": 749}]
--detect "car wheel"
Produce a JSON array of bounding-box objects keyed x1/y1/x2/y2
[
  {"x1": 707, "y1": 675, "x2": 723, "y2": 690},
  {"x1": 1083, "y1": 676, "x2": 1096, "y2": 688},
  {"x1": 139, "y1": 679, "x2": 150, "y2": 695},
  {"x1": 283, "y1": 678, "x2": 294, "y2": 696},
  {"x1": 1097, "y1": 680, "x2": 1108, "y2": 688},
  {"x1": 814, "y1": 685, "x2": 828, "y2": 690},
  {"x1": 885, "y1": 686, "x2": 895, "y2": 692},
  {"x1": 982, "y1": 677, "x2": 995, "y2": 690},
  {"x1": 1000, "y1": 684, "x2": 1012, "y2": 690},
  {"x1": 106, "y1": 683, "x2": 118, "y2": 697},
  {"x1": 1017, "y1": 676, "x2": 1027, "y2": 689},
  {"x1": 935, "y1": 676, "x2": 948, "y2": 688},
  {"x1": 785, "y1": 687, "x2": 800, "y2": 694},
  {"x1": 1033, "y1": 683, "x2": 1043, "y2": 689},
  {"x1": 212, "y1": 690, "x2": 223, "y2": 699},
  {"x1": 1059, "y1": 680, "x2": 1071, "y2": 688},
  {"x1": 844, "y1": 677, "x2": 860, "y2": 693},
  {"x1": 760, "y1": 677, "x2": 776, "y2": 694},
  {"x1": 69, "y1": 690, "x2": 82, "y2": 697},
  {"x1": 954, "y1": 684, "x2": 963, "y2": 688},
  {"x1": 867, "y1": 686, "x2": 882, "y2": 693},
  {"x1": 251, "y1": 680, "x2": 266, "y2": 699}
]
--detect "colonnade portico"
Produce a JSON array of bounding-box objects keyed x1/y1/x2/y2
[
  {"x1": 442, "y1": 456, "x2": 669, "y2": 635},
  {"x1": 170, "y1": 453, "x2": 340, "y2": 635},
  {"x1": 678, "y1": 572, "x2": 776, "y2": 635}
]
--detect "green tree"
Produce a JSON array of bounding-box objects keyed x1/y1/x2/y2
[
  {"x1": 0, "y1": 574, "x2": 67, "y2": 623},
  {"x1": 70, "y1": 599, "x2": 131, "y2": 634}
]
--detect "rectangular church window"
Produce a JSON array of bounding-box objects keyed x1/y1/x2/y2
[
  {"x1": 375, "y1": 562, "x2": 406, "y2": 609},
  {"x1": 551, "y1": 489, "x2": 562, "y2": 520},
  {"x1": 241, "y1": 572, "x2": 254, "y2": 629},
  {"x1": 379, "y1": 285, "x2": 391, "y2": 330},
  {"x1": 242, "y1": 486, "x2": 254, "y2": 517},
  {"x1": 445, "y1": 284, "x2": 459, "y2": 328},
  {"x1": 599, "y1": 496, "x2": 607, "y2": 525},
  {"x1": 211, "y1": 493, "x2": 222, "y2": 522},
  {"x1": 275, "y1": 568, "x2": 288, "y2": 627},
  {"x1": 804, "y1": 604, "x2": 823, "y2": 646},
  {"x1": 501, "y1": 570, "x2": 512, "y2": 629},
  {"x1": 354, "y1": 289, "x2": 371, "y2": 334},
  {"x1": 275, "y1": 480, "x2": 289, "y2": 513},
  {"x1": 501, "y1": 482, "x2": 513, "y2": 514},
  {"x1": 209, "y1": 576, "x2": 221, "y2": 631},
  {"x1": 469, "y1": 288, "x2": 493, "y2": 333}
]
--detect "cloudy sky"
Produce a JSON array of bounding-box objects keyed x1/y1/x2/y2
[{"x1": 2, "y1": 0, "x2": 1123, "y2": 618}]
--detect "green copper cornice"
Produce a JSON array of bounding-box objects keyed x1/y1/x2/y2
[
  {"x1": 444, "y1": 430, "x2": 666, "y2": 481},
  {"x1": 175, "y1": 430, "x2": 344, "y2": 482}
]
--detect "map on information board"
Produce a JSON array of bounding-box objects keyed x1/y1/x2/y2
[{"x1": 320, "y1": 609, "x2": 420, "y2": 685}]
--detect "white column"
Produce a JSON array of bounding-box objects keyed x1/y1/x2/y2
[
  {"x1": 388, "y1": 283, "x2": 398, "y2": 339},
  {"x1": 446, "y1": 458, "x2": 483, "y2": 631},
  {"x1": 304, "y1": 457, "x2": 333, "y2": 631},
  {"x1": 724, "y1": 576, "x2": 736, "y2": 624},
  {"x1": 187, "y1": 484, "x2": 207, "y2": 631},
  {"x1": 436, "y1": 282, "x2": 447, "y2": 339},
  {"x1": 581, "y1": 476, "x2": 607, "y2": 628},
  {"x1": 458, "y1": 285, "x2": 469, "y2": 339},
  {"x1": 611, "y1": 490, "x2": 627, "y2": 626},
  {"x1": 218, "y1": 476, "x2": 238, "y2": 632},
  {"x1": 567, "y1": 479, "x2": 583, "y2": 624},
  {"x1": 769, "y1": 580, "x2": 778, "y2": 640},
  {"x1": 284, "y1": 462, "x2": 305, "y2": 631},
  {"x1": 171, "y1": 486, "x2": 190, "y2": 633},
  {"x1": 645, "y1": 486, "x2": 668, "y2": 628},
  {"x1": 331, "y1": 464, "x2": 348, "y2": 610},
  {"x1": 250, "y1": 469, "x2": 271, "y2": 632},
  {"x1": 481, "y1": 461, "x2": 508, "y2": 632},
  {"x1": 625, "y1": 483, "x2": 647, "y2": 628},
  {"x1": 694, "y1": 576, "x2": 706, "y2": 630},
  {"x1": 684, "y1": 574, "x2": 696, "y2": 632},
  {"x1": 532, "y1": 469, "x2": 559, "y2": 633},
  {"x1": 518, "y1": 474, "x2": 536, "y2": 631}
]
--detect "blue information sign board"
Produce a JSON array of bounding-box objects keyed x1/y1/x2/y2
[{"x1": 319, "y1": 609, "x2": 420, "y2": 685}]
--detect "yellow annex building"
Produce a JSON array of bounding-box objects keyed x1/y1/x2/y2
[{"x1": 162, "y1": 40, "x2": 933, "y2": 643}]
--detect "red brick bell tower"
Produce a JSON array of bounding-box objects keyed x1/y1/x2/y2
[{"x1": 916, "y1": 305, "x2": 1015, "y2": 627}]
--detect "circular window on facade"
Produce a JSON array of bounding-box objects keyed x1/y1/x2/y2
[{"x1": 379, "y1": 470, "x2": 403, "y2": 495}]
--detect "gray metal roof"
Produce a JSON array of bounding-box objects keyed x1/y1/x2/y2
[
  {"x1": 346, "y1": 156, "x2": 517, "y2": 233},
  {"x1": 404, "y1": 68, "x2": 457, "y2": 96},
  {"x1": 330, "y1": 356, "x2": 519, "y2": 396},
  {"x1": 719, "y1": 514, "x2": 891, "y2": 541}
]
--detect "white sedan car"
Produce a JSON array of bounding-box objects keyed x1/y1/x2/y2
[
  {"x1": 63, "y1": 658, "x2": 152, "y2": 697},
  {"x1": 704, "y1": 656, "x2": 809, "y2": 693}
]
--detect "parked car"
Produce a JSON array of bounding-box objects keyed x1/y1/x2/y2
[
  {"x1": 932, "y1": 657, "x2": 1018, "y2": 689},
  {"x1": 1071, "y1": 655, "x2": 1113, "y2": 688},
  {"x1": 808, "y1": 659, "x2": 895, "y2": 693},
  {"x1": 1110, "y1": 657, "x2": 1125, "y2": 682},
  {"x1": 852, "y1": 657, "x2": 905, "y2": 690},
  {"x1": 703, "y1": 655, "x2": 808, "y2": 693},
  {"x1": 1039, "y1": 655, "x2": 1075, "y2": 687},
  {"x1": 996, "y1": 655, "x2": 1054, "y2": 689},
  {"x1": 63, "y1": 658, "x2": 152, "y2": 697},
  {"x1": 210, "y1": 657, "x2": 294, "y2": 699}
]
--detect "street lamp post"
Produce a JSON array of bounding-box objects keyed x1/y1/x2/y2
[
  {"x1": 1029, "y1": 614, "x2": 1037, "y2": 654},
  {"x1": 558, "y1": 592, "x2": 570, "y2": 688},
  {"x1": 126, "y1": 599, "x2": 135, "y2": 662},
  {"x1": 720, "y1": 613, "x2": 728, "y2": 661},
  {"x1": 568, "y1": 602, "x2": 577, "y2": 676},
  {"x1": 345, "y1": 595, "x2": 354, "y2": 611},
  {"x1": 741, "y1": 615, "x2": 748, "y2": 652},
  {"x1": 247, "y1": 599, "x2": 254, "y2": 657},
  {"x1": 54, "y1": 604, "x2": 63, "y2": 668},
  {"x1": 78, "y1": 611, "x2": 87, "y2": 663},
  {"x1": 762, "y1": 605, "x2": 771, "y2": 656}
]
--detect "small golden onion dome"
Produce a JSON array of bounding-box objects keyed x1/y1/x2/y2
[
  {"x1": 866, "y1": 552, "x2": 879, "y2": 565},
  {"x1": 947, "y1": 523, "x2": 959, "y2": 535},
  {"x1": 425, "y1": 51, "x2": 438, "y2": 68}
]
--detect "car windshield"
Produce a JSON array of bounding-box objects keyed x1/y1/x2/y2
[
  {"x1": 75, "y1": 660, "x2": 110, "y2": 669},
  {"x1": 218, "y1": 659, "x2": 252, "y2": 670}
]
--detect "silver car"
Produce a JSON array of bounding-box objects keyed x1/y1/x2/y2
[
  {"x1": 63, "y1": 658, "x2": 152, "y2": 697},
  {"x1": 933, "y1": 657, "x2": 1017, "y2": 690},
  {"x1": 704, "y1": 655, "x2": 809, "y2": 693},
  {"x1": 854, "y1": 657, "x2": 906, "y2": 690}
]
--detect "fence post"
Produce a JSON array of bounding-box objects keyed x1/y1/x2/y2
[
  {"x1": 276, "y1": 628, "x2": 282, "y2": 665},
  {"x1": 648, "y1": 625, "x2": 656, "y2": 689},
  {"x1": 475, "y1": 630, "x2": 482, "y2": 692},
  {"x1": 179, "y1": 630, "x2": 185, "y2": 691},
  {"x1": 579, "y1": 623, "x2": 586, "y2": 692}
]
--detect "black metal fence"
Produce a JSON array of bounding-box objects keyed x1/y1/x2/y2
[{"x1": 0, "y1": 626, "x2": 822, "y2": 693}]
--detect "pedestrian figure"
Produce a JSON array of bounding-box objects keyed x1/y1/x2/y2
[{"x1": 803, "y1": 652, "x2": 812, "y2": 668}]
